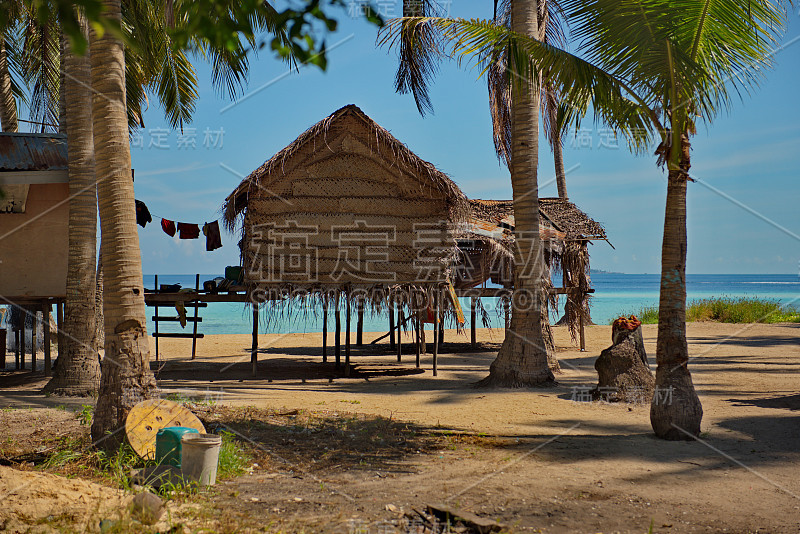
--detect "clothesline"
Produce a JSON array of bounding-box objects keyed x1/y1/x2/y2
[{"x1": 135, "y1": 199, "x2": 223, "y2": 252}]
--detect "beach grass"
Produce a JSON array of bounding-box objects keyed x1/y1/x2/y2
[{"x1": 618, "y1": 297, "x2": 800, "y2": 325}]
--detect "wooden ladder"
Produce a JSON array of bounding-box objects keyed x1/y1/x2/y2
[{"x1": 150, "y1": 274, "x2": 206, "y2": 361}]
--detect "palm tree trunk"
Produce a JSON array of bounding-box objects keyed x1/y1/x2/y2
[
  {"x1": 89, "y1": 0, "x2": 157, "y2": 447},
  {"x1": 43, "y1": 20, "x2": 100, "y2": 396},
  {"x1": 479, "y1": 0, "x2": 554, "y2": 387},
  {"x1": 545, "y1": 84, "x2": 567, "y2": 199},
  {"x1": 0, "y1": 39, "x2": 18, "y2": 132},
  {"x1": 650, "y1": 134, "x2": 702, "y2": 440}
]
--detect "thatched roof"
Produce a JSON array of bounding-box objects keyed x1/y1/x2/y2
[
  {"x1": 222, "y1": 104, "x2": 469, "y2": 231},
  {"x1": 469, "y1": 198, "x2": 607, "y2": 241}
]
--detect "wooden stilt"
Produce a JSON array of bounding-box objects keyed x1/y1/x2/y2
[
  {"x1": 154, "y1": 275, "x2": 159, "y2": 362},
  {"x1": 251, "y1": 304, "x2": 259, "y2": 376},
  {"x1": 14, "y1": 315, "x2": 21, "y2": 369},
  {"x1": 191, "y1": 274, "x2": 200, "y2": 360},
  {"x1": 56, "y1": 301, "x2": 63, "y2": 362},
  {"x1": 432, "y1": 288, "x2": 440, "y2": 377},
  {"x1": 388, "y1": 300, "x2": 396, "y2": 350},
  {"x1": 438, "y1": 306, "x2": 444, "y2": 345},
  {"x1": 470, "y1": 296, "x2": 477, "y2": 348},
  {"x1": 356, "y1": 299, "x2": 364, "y2": 346},
  {"x1": 396, "y1": 305, "x2": 403, "y2": 363},
  {"x1": 345, "y1": 293, "x2": 351, "y2": 377},
  {"x1": 579, "y1": 311, "x2": 586, "y2": 352},
  {"x1": 43, "y1": 303, "x2": 51, "y2": 376},
  {"x1": 20, "y1": 309, "x2": 26, "y2": 370},
  {"x1": 414, "y1": 312, "x2": 420, "y2": 368},
  {"x1": 322, "y1": 295, "x2": 328, "y2": 363},
  {"x1": 31, "y1": 310, "x2": 37, "y2": 372},
  {"x1": 335, "y1": 291, "x2": 341, "y2": 368},
  {"x1": 504, "y1": 297, "x2": 510, "y2": 330}
]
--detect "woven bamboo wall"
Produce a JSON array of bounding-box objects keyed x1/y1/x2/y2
[{"x1": 241, "y1": 113, "x2": 461, "y2": 289}]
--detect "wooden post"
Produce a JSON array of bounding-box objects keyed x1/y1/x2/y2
[
  {"x1": 14, "y1": 316, "x2": 20, "y2": 369},
  {"x1": 0, "y1": 317, "x2": 5, "y2": 370},
  {"x1": 322, "y1": 294, "x2": 328, "y2": 363},
  {"x1": 470, "y1": 296, "x2": 477, "y2": 349},
  {"x1": 414, "y1": 312, "x2": 420, "y2": 368},
  {"x1": 388, "y1": 300, "x2": 396, "y2": 350},
  {"x1": 504, "y1": 297, "x2": 510, "y2": 331},
  {"x1": 191, "y1": 274, "x2": 200, "y2": 360},
  {"x1": 335, "y1": 291, "x2": 341, "y2": 368},
  {"x1": 356, "y1": 298, "x2": 364, "y2": 346},
  {"x1": 432, "y1": 287, "x2": 440, "y2": 377},
  {"x1": 579, "y1": 308, "x2": 586, "y2": 352},
  {"x1": 438, "y1": 306, "x2": 444, "y2": 345},
  {"x1": 251, "y1": 304, "x2": 259, "y2": 376},
  {"x1": 154, "y1": 275, "x2": 159, "y2": 362},
  {"x1": 20, "y1": 309, "x2": 26, "y2": 370},
  {"x1": 396, "y1": 305, "x2": 403, "y2": 363},
  {"x1": 43, "y1": 303, "x2": 51, "y2": 376},
  {"x1": 31, "y1": 309, "x2": 37, "y2": 372},
  {"x1": 345, "y1": 293, "x2": 351, "y2": 376},
  {"x1": 56, "y1": 301, "x2": 63, "y2": 365}
]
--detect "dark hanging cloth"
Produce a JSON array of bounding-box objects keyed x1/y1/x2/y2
[
  {"x1": 135, "y1": 200, "x2": 152, "y2": 228},
  {"x1": 177, "y1": 222, "x2": 200, "y2": 239},
  {"x1": 203, "y1": 221, "x2": 222, "y2": 251},
  {"x1": 161, "y1": 218, "x2": 176, "y2": 237}
]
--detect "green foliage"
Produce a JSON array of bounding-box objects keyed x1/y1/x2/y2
[
  {"x1": 77, "y1": 404, "x2": 94, "y2": 426},
  {"x1": 620, "y1": 298, "x2": 800, "y2": 325},
  {"x1": 216, "y1": 430, "x2": 251, "y2": 480},
  {"x1": 19, "y1": 0, "x2": 383, "y2": 71}
]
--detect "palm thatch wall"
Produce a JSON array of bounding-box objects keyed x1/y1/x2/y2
[{"x1": 222, "y1": 104, "x2": 469, "y2": 309}]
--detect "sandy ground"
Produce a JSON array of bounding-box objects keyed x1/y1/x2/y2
[{"x1": 1, "y1": 322, "x2": 799, "y2": 533}]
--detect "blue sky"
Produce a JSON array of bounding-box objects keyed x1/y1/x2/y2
[{"x1": 129, "y1": 0, "x2": 800, "y2": 275}]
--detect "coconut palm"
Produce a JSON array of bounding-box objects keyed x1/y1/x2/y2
[
  {"x1": 88, "y1": 0, "x2": 158, "y2": 445},
  {"x1": 42, "y1": 16, "x2": 101, "y2": 396},
  {"x1": 386, "y1": 0, "x2": 564, "y2": 384},
  {"x1": 380, "y1": 0, "x2": 787, "y2": 437}
]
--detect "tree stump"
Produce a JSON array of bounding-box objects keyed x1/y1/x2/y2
[{"x1": 593, "y1": 316, "x2": 654, "y2": 403}]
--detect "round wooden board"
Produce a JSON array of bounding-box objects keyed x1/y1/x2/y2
[{"x1": 125, "y1": 399, "x2": 205, "y2": 460}]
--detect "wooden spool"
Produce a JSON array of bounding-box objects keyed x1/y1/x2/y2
[{"x1": 125, "y1": 399, "x2": 205, "y2": 460}]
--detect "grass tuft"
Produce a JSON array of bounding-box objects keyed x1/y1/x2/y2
[{"x1": 617, "y1": 297, "x2": 800, "y2": 325}]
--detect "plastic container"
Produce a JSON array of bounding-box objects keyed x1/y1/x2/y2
[
  {"x1": 180, "y1": 433, "x2": 222, "y2": 486},
  {"x1": 155, "y1": 427, "x2": 199, "y2": 467}
]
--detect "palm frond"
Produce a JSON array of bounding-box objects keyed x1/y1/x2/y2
[
  {"x1": 383, "y1": 17, "x2": 658, "y2": 151},
  {"x1": 20, "y1": 8, "x2": 61, "y2": 132},
  {"x1": 379, "y1": 1, "x2": 447, "y2": 116}
]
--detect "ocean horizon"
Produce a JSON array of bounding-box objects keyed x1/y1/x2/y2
[{"x1": 143, "y1": 273, "x2": 800, "y2": 337}]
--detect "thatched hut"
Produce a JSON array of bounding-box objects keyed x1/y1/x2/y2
[
  {"x1": 456, "y1": 197, "x2": 607, "y2": 340},
  {"x1": 222, "y1": 104, "x2": 470, "y2": 373},
  {"x1": 223, "y1": 104, "x2": 469, "y2": 294}
]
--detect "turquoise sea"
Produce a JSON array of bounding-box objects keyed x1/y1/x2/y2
[{"x1": 144, "y1": 273, "x2": 800, "y2": 336}]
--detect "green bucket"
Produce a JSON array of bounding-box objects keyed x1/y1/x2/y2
[{"x1": 155, "y1": 427, "x2": 199, "y2": 467}]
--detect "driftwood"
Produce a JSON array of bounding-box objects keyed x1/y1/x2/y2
[
  {"x1": 594, "y1": 318, "x2": 654, "y2": 403},
  {"x1": 424, "y1": 503, "x2": 505, "y2": 534}
]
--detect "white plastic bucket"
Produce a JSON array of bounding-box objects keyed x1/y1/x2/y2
[{"x1": 180, "y1": 433, "x2": 222, "y2": 486}]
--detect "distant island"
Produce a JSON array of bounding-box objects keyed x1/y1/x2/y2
[{"x1": 590, "y1": 268, "x2": 626, "y2": 275}]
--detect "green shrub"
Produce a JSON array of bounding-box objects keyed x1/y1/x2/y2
[{"x1": 617, "y1": 297, "x2": 800, "y2": 325}]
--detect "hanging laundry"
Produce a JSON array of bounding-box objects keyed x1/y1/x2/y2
[
  {"x1": 177, "y1": 222, "x2": 200, "y2": 239},
  {"x1": 135, "y1": 200, "x2": 152, "y2": 228},
  {"x1": 203, "y1": 221, "x2": 222, "y2": 251},
  {"x1": 161, "y1": 218, "x2": 176, "y2": 237}
]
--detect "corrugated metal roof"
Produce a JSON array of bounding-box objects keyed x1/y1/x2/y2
[{"x1": 0, "y1": 133, "x2": 68, "y2": 172}]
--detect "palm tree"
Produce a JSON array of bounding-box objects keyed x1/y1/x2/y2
[
  {"x1": 481, "y1": 0, "x2": 555, "y2": 386},
  {"x1": 0, "y1": 40, "x2": 19, "y2": 131},
  {"x1": 380, "y1": 0, "x2": 787, "y2": 437},
  {"x1": 42, "y1": 16, "x2": 100, "y2": 396},
  {"x1": 386, "y1": 0, "x2": 558, "y2": 385},
  {"x1": 88, "y1": 0, "x2": 158, "y2": 446}
]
